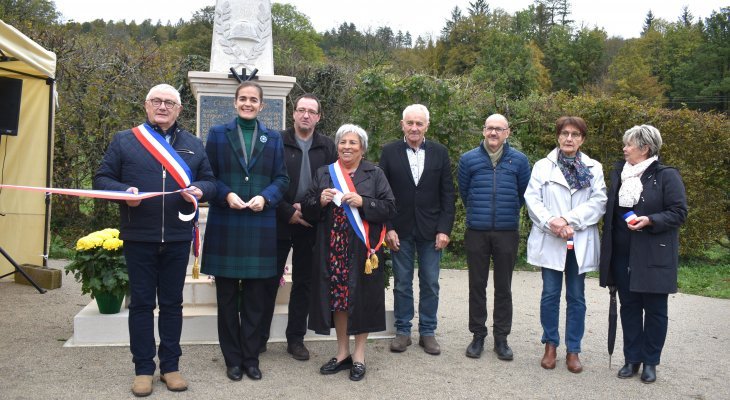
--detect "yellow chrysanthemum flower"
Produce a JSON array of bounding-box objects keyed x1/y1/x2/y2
[
  {"x1": 102, "y1": 237, "x2": 123, "y2": 251},
  {"x1": 75, "y1": 237, "x2": 94, "y2": 251},
  {"x1": 101, "y1": 228, "x2": 120, "y2": 238}
]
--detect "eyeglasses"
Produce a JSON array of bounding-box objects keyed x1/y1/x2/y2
[
  {"x1": 295, "y1": 108, "x2": 320, "y2": 116},
  {"x1": 559, "y1": 130, "x2": 582, "y2": 139},
  {"x1": 484, "y1": 126, "x2": 508, "y2": 133},
  {"x1": 148, "y1": 98, "x2": 178, "y2": 109}
]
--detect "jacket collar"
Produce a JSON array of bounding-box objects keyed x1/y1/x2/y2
[
  {"x1": 283, "y1": 127, "x2": 327, "y2": 147},
  {"x1": 547, "y1": 147, "x2": 599, "y2": 167}
]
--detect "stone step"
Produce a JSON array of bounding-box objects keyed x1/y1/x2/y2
[
  {"x1": 182, "y1": 273, "x2": 292, "y2": 306},
  {"x1": 64, "y1": 299, "x2": 395, "y2": 347}
]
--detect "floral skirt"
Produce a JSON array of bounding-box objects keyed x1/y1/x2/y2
[{"x1": 328, "y1": 206, "x2": 351, "y2": 311}]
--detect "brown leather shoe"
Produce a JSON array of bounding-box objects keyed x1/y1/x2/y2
[
  {"x1": 541, "y1": 343, "x2": 557, "y2": 369},
  {"x1": 419, "y1": 335, "x2": 441, "y2": 355},
  {"x1": 131, "y1": 375, "x2": 153, "y2": 397},
  {"x1": 390, "y1": 334, "x2": 412, "y2": 352},
  {"x1": 566, "y1": 352, "x2": 583, "y2": 373},
  {"x1": 160, "y1": 371, "x2": 188, "y2": 392}
]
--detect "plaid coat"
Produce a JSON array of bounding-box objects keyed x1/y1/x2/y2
[{"x1": 201, "y1": 118, "x2": 289, "y2": 279}]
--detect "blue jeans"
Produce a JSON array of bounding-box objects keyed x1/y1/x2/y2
[
  {"x1": 391, "y1": 236, "x2": 441, "y2": 336},
  {"x1": 123, "y1": 241, "x2": 190, "y2": 375},
  {"x1": 540, "y1": 250, "x2": 586, "y2": 353}
]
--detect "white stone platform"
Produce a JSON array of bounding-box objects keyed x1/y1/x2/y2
[
  {"x1": 65, "y1": 272, "x2": 395, "y2": 347},
  {"x1": 65, "y1": 208, "x2": 395, "y2": 347}
]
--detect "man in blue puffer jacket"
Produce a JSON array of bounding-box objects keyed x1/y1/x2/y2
[{"x1": 457, "y1": 113, "x2": 530, "y2": 361}]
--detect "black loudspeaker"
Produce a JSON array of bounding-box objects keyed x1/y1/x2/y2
[{"x1": 0, "y1": 77, "x2": 23, "y2": 136}]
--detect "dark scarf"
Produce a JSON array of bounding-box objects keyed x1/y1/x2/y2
[{"x1": 557, "y1": 151, "x2": 593, "y2": 190}]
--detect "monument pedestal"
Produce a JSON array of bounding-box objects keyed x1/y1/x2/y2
[
  {"x1": 187, "y1": 71, "x2": 296, "y2": 138},
  {"x1": 65, "y1": 207, "x2": 395, "y2": 347}
]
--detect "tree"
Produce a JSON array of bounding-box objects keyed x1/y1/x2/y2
[
  {"x1": 441, "y1": 6, "x2": 463, "y2": 37},
  {"x1": 605, "y1": 40, "x2": 666, "y2": 105},
  {"x1": 271, "y1": 3, "x2": 324, "y2": 69},
  {"x1": 642, "y1": 10, "x2": 656, "y2": 36},
  {"x1": 0, "y1": 0, "x2": 58, "y2": 37},
  {"x1": 175, "y1": 6, "x2": 214, "y2": 58},
  {"x1": 468, "y1": 0, "x2": 490, "y2": 17}
]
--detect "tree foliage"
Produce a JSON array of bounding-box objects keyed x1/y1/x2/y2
[{"x1": 7, "y1": 1, "x2": 728, "y2": 252}]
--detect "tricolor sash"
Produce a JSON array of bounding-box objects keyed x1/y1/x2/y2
[
  {"x1": 131, "y1": 123, "x2": 201, "y2": 275},
  {"x1": 329, "y1": 160, "x2": 386, "y2": 274},
  {"x1": 131, "y1": 123, "x2": 193, "y2": 188},
  {"x1": 0, "y1": 184, "x2": 197, "y2": 222}
]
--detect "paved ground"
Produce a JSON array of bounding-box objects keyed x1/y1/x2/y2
[{"x1": 0, "y1": 259, "x2": 728, "y2": 400}]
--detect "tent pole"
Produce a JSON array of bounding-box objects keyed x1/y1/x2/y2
[{"x1": 42, "y1": 78, "x2": 54, "y2": 267}]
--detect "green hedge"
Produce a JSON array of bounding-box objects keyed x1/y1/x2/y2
[{"x1": 351, "y1": 70, "x2": 729, "y2": 258}]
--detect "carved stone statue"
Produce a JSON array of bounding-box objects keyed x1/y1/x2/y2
[{"x1": 210, "y1": 0, "x2": 274, "y2": 74}]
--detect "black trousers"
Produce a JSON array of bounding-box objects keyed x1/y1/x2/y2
[
  {"x1": 612, "y1": 259, "x2": 669, "y2": 365},
  {"x1": 465, "y1": 229, "x2": 519, "y2": 339},
  {"x1": 215, "y1": 276, "x2": 268, "y2": 368},
  {"x1": 261, "y1": 231, "x2": 315, "y2": 344}
]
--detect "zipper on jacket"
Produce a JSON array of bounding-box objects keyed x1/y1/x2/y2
[
  {"x1": 491, "y1": 164, "x2": 497, "y2": 230},
  {"x1": 161, "y1": 167, "x2": 166, "y2": 243}
]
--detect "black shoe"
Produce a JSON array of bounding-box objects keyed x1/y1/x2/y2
[
  {"x1": 617, "y1": 363, "x2": 640, "y2": 379},
  {"x1": 465, "y1": 335, "x2": 485, "y2": 359},
  {"x1": 349, "y1": 362, "x2": 366, "y2": 381},
  {"x1": 226, "y1": 366, "x2": 243, "y2": 381},
  {"x1": 287, "y1": 342, "x2": 310, "y2": 361},
  {"x1": 494, "y1": 339, "x2": 514, "y2": 361},
  {"x1": 641, "y1": 364, "x2": 656, "y2": 384},
  {"x1": 245, "y1": 366, "x2": 262, "y2": 380},
  {"x1": 319, "y1": 356, "x2": 353, "y2": 375}
]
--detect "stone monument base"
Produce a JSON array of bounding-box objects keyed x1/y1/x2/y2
[{"x1": 187, "y1": 71, "x2": 296, "y2": 139}]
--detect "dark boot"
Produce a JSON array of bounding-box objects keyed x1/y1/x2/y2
[
  {"x1": 617, "y1": 363, "x2": 640, "y2": 379},
  {"x1": 641, "y1": 364, "x2": 656, "y2": 383},
  {"x1": 465, "y1": 335, "x2": 485, "y2": 359},
  {"x1": 493, "y1": 338, "x2": 514, "y2": 361}
]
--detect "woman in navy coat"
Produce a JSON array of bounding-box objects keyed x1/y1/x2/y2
[
  {"x1": 202, "y1": 81, "x2": 288, "y2": 381},
  {"x1": 599, "y1": 125, "x2": 687, "y2": 384}
]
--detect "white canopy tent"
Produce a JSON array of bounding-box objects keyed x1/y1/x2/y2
[{"x1": 0, "y1": 20, "x2": 56, "y2": 279}]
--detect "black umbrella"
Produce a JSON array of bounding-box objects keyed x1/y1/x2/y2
[{"x1": 608, "y1": 286, "x2": 618, "y2": 368}]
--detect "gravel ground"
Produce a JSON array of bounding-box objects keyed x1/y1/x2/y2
[{"x1": 0, "y1": 259, "x2": 728, "y2": 400}]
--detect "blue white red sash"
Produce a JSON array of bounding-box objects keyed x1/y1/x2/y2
[
  {"x1": 131, "y1": 123, "x2": 192, "y2": 188},
  {"x1": 328, "y1": 161, "x2": 386, "y2": 263},
  {"x1": 0, "y1": 184, "x2": 197, "y2": 222},
  {"x1": 131, "y1": 123, "x2": 200, "y2": 264}
]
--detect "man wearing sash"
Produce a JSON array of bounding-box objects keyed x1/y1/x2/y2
[{"x1": 94, "y1": 84, "x2": 216, "y2": 397}]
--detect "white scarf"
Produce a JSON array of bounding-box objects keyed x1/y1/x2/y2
[{"x1": 618, "y1": 156, "x2": 658, "y2": 207}]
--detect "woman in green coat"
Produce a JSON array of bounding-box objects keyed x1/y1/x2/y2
[{"x1": 202, "y1": 81, "x2": 288, "y2": 381}]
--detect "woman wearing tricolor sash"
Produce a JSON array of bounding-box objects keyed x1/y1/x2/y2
[
  {"x1": 302, "y1": 124, "x2": 396, "y2": 381},
  {"x1": 201, "y1": 82, "x2": 289, "y2": 382}
]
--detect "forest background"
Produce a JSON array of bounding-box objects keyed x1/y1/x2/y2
[{"x1": 1, "y1": 0, "x2": 728, "y2": 295}]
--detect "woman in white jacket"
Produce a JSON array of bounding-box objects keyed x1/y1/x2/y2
[{"x1": 525, "y1": 116, "x2": 607, "y2": 374}]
